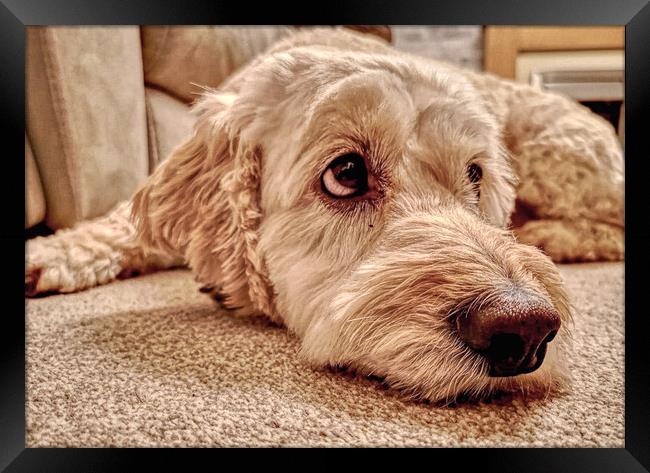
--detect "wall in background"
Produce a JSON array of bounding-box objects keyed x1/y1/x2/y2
[{"x1": 391, "y1": 26, "x2": 483, "y2": 70}]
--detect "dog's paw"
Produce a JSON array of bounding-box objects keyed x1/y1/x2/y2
[
  {"x1": 25, "y1": 267, "x2": 47, "y2": 297},
  {"x1": 198, "y1": 284, "x2": 243, "y2": 311},
  {"x1": 514, "y1": 218, "x2": 624, "y2": 262},
  {"x1": 26, "y1": 237, "x2": 63, "y2": 297},
  {"x1": 25, "y1": 237, "x2": 73, "y2": 297},
  {"x1": 25, "y1": 235, "x2": 121, "y2": 297}
]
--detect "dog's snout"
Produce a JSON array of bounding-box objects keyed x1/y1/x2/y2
[{"x1": 456, "y1": 291, "x2": 561, "y2": 377}]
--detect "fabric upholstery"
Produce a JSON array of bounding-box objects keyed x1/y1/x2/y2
[
  {"x1": 144, "y1": 88, "x2": 197, "y2": 171},
  {"x1": 141, "y1": 26, "x2": 295, "y2": 104},
  {"x1": 25, "y1": 135, "x2": 46, "y2": 228},
  {"x1": 26, "y1": 26, "x2": 149, "y2": 229}
]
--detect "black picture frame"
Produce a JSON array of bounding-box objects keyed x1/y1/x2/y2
[{"x1": 2, "y1": 0, "x2": 648, "y2": 470}]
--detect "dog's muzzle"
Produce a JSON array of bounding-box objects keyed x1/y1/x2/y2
[{"x1": 456, "y1": 288, "x2": 561, "y2": 377}]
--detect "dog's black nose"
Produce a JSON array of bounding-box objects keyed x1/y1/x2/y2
[{"x1": 456, "y1": 291, "x2": 561, "y2": 377}]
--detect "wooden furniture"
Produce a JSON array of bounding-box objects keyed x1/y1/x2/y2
[
  {"x1": 484, "y1": 26, "x2": 626, "y2": 145},
  {"x1": 484, "y1": 26, "x2": 624, "y2": 80}
]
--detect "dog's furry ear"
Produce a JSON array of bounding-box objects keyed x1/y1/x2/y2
[{"x1": 131, "y1": 92, "x2": 275, "y2": 316}]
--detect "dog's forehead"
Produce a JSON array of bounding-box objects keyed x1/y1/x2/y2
[
  {"x1": 300, "y1": 54, "x2": 459, "y2": 116},
  {"x1": 252, "y1": 48, "x2": 492, "y2": 150},
  {"x1": 302, "y1": 69, "x2": 417, "y2": 147},
  {"x1": 302, "y1": 59, "x2": 456, "y2": 123},
  {"x1": 295, "y1": 60, "x2": 495, "y2": 168}
]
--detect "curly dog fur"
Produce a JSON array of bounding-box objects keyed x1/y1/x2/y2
[{"x1": 26, "y1": 28, "x2": 623, "y2": 402}]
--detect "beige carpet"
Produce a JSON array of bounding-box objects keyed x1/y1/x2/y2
[{"x1": 26, "y1": 263, "x2": 624, "y2": 447}]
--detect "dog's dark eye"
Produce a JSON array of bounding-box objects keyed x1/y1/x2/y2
[
  {"x1": 468, "y1": 163, "x2": 483, "y2": 185},
  {"x1": 321, "y1": 153, "x2": 369, "y2": 198}
]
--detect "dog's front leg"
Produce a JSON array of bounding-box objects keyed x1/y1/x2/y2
[{"x1": 25, "y1": 201, "x2": 184, "y2": 296}]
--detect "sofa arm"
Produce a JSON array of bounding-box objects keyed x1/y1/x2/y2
[
  {"x1": 26, "y1": 134, "x2": 46, "y2": 229},
  {"x1": 26, "y1": 26, "x2": 149, "y2": 230}
]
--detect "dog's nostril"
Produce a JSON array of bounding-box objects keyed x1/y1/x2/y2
[{"x1": 486, "y1": 333, "x2": 526, "y2": 365}]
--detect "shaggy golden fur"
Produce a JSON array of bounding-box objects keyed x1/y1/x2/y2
[{"x1": 26, "y1": 28, "x2": 623, "y2": 402}]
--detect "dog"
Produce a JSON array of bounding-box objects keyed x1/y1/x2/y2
[{"x1": 25, "y1": 28, "x2": 624, "y2": 403}]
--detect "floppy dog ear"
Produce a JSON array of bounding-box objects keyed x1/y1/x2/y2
[{"x1": 131, "y1": 92, "x2": 276, "y2": 317}]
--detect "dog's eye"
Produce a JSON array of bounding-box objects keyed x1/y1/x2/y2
[
  {"x1": 321, "y1": 153, "x2": 369, "y2": 198},
  {"x1": 468, "y1": 163, "x2": 483, "y2": 185}
]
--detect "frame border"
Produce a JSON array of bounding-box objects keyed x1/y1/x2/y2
[{"x1": 2, "y1": 0, "x2": 648, "y2": 470}]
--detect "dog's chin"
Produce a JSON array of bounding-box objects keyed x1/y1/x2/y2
[
  {"x1": 324, "y1": 349, "x2": 570, "y2": 406},
  {"x1": 301, "y1": 307, "x2": 572, "y2": 404}
]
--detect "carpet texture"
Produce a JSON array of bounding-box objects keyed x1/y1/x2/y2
[{"x1": 26, "y1": 263, "x2": 624, "y2": 447}]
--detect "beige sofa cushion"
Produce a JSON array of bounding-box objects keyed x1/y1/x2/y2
[
  {"x1": 145, "y1": 88, "x2": 197, "y2": 171},
  {"x1": 26, "y1": 135, "x2": 46, "y2": 228},
  {"x1": 141, "y1": 26, "x2": 294, "y2": 104},
  {"x1": 26, "y1": 26, "x2": 149, "y2": 229}
]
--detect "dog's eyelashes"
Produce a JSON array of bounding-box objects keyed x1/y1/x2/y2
[
  {"x1": 467, "y1": 163, "x2": 482, "y2": 200},
  {"x1": 468, "y1": 163, "x2": 483, "y2": 185},
  {"x1": 321, "y1": 153, "x2": 369, "y2": 198}
]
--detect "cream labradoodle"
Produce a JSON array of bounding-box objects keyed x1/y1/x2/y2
[{"x1": 26, "y1": 28, "x2": 624, "y2": 402}]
